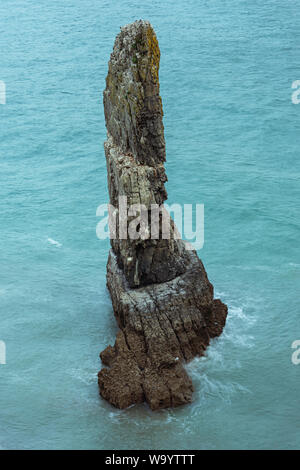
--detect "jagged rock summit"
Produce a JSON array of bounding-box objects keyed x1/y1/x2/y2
[{"x1": 98, "y1": 20, "x2": 228, "y2": 410}]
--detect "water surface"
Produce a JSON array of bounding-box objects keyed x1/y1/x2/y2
[{"x1": 0, "y1": 0, "x2": 299, "y2": 449}]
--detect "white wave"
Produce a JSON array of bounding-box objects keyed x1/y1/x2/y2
[
  {"x1": 67, "y1": 368, "x2": 97, "y2": 385},
  {"x1": 288, "y1": 262, "x2": 300, "y2": 268},
  {"x1": 184, "y1": 295, "x2": 258, "y2": 408},
  {"x1": 193, "y1": 375, "x2": 251, "y2": 408},
  {"x1": 47, "y1": 238, "x2": 62, "y2": 248}
]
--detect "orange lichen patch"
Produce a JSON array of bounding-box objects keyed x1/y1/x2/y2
[
  {"x1": 146, "y1": 26, "x2": 160, "y2": 84},
  {"x1": 159, "y1": 96, "x2": 163, "y2": 115}
]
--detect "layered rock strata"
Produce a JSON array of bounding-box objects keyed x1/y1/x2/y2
[{"x1": 98, "y1": 20, "x2": 227, "y2": 410}]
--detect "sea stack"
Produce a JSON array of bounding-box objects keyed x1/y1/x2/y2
[{"x1": 98, "y1": 20, "x2": 228, "y2": 410}]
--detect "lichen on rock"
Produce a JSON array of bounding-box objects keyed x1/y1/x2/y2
[{"x1": 98, "y1": 20, "x2": 228, "y2": 410}]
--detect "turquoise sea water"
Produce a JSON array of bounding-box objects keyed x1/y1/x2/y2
[{"x1": 1, "y1": 0, "x2": 300, "y2": 450}]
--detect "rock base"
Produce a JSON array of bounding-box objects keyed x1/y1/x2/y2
[{"x1": 98, "y1": 250, "x2": 227, "y2": 410}]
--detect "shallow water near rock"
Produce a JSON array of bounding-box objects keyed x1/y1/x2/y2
[{"x1": 1, "y1": 0, "x2": 300, "y2": 449}]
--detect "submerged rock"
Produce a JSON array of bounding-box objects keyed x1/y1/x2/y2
[{"x1": 98, "y1": 20, "x2": 227, "y2": 410}]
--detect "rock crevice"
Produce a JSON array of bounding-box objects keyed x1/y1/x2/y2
[{"x1": 98, "y1": 20, "x2": 228, "y2": 410}]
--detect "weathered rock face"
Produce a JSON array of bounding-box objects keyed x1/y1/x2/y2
[
  {"x1": 98, "y1": 20, "x2": 228, "y2": 410},
  {"x1": 103, "y1": 20, "x2": 165, "y2": 166}
]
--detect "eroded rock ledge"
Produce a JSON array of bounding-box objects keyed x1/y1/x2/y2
[{"x1": 98, "y1": 20, "x2": 227, "y2": 410}]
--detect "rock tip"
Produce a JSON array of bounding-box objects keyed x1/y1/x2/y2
[{"x1": 120, "y1": 19, "x2": 153, "y2": 32}]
